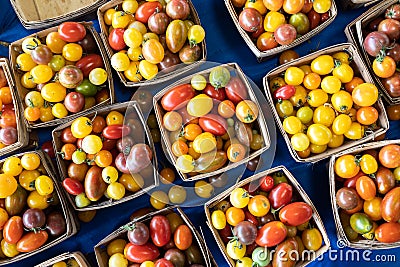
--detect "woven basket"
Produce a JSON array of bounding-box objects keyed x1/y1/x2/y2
[
  {"x1": 97, "y1": 0, "x2": 207, "y2": 87},
  {"x1": 345, "y1": 0, "x2": 400, "y2": 104},
  {"x1": 52, "y1": 101, "x2": 158, "y2": 211},
  {"x1": 9, "y1": 21, "x2": 115, "y2": 129},
  {"x1": 204, "y1": 165, "x2": 330, "y2": 267},
  {"x1": 9, "y1": 0, "x2": 107, "y2": 30},
  {"x1": 94, "y1": 206, "x2": 216, "y2": 267},
  {"x1": 153, "y1": 62, "x2": 271, "y2": 181},
  {"x1": 263, "y1": 43, "x2": 389, "y2": 163},
  {"x1": 225, "y1": 0, "x2": 337, "y2": 61},
  {"x1": 0, "y1": 58, "x2": 30, "y2": 156},
  {"x1": 34, "y1": 251, "x2": 90, "y2": 267},
  {"x1": 329, "y1": 140, "x2": 400, "y2": 250},
  {"x1": 0, "y1": 150, "x2": 79, "y2": 266}
]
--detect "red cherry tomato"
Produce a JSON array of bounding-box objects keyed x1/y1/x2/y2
[
  {"x1": 375, "y1": 222, "x2": 400, "y2": 243},
  {"x1": 102, "y1": 125, "x2": 131, "y2": 140},
  {"x1": 41, "y1": 140, "x2": 55, "y2": 158},
  {"x1": 381, "y1": 187, "x2": 400, "y2": 222},
  {"x1": 3, "y1": 216, "x2": 24, "y2": 244},
  {"x1": 268, "y1": 182, "x2": 293, "y2": 209},
  {"x1": 62, "y1": 178, "x2": 84, "y2": 196},
  {"x1": 199, "y1": 114, "x2": 228, "y2": 136},
  {"x1": 225, "y1": 77, "x2": 248, "y2": 104},
  {"x1": 75, "y1": 54, "x2": 104, "y2": 77},
  {"x1": 255, "y1": 221, "x2": 287, "y2": 247},
  {"x1": 279, "y1": 202, "x2": 313, "y2": 226},
  {"x1": 109, "y1": 28, "x2": 126, "y2": 51},
  {"x1": 203, "y1": 83, "x2": 226, "y2": 101},
  {"x1": 135, "y1": 2, "x2": 163, "y2": 23},
  {"x1": 58, "y1": 22, "x2": 86, "y2": 42},
  {"x1": 244, "y1": 210, "x2": 259, "y2": 226},
  {"x1": 150, "y1": 215, "x2": 171, "y2": 247},
  {"x1": 155, "y1": 259, "x2": 174, "y2": 267},
  {"x1": 16, "y1": 230, "x2": 48, "y2": 252},
  {"x1": 273, "y1": 85, "x2": 296, "y2": 100},
  {"x1": 124, "y1": 242, "x2": 160, "y2": 263},
  {"x1": 161, "y1": 84, "x2": 195, "y2": 111},
  {"x1": 259, "y1": 175, "x2": 274, "y2": 192}
]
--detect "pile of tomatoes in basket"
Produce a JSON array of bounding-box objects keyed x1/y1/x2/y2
[
  {"x1": 105, "y1": 211, "x2": 205, "y2": 266},
  {"x1": 334, "y1": 144, "x2": 400, "y2": 243},
  {"x1": 16, "y1": 21, "x2": 109, "y2": 123},
  {"x1": 234, "y1": 0, "x2": 332, "y2": 50},
  {"x1": 159, "y1": 65, "x2": 264, "y2": 175},
  {"x1": 103, "y1": 0, "x2": 205, "y2": 81},
  {"x1": 0, "y1": 67, "x2": 18, "y2": 147},
  {"x1": 0, "y1": 153, "x2": 67, "y2": 257},
  {"x1": 58, "y1": 110, "x2": 153, "y2": 208},
  {"x1": 210, "y1": 171, "x2": 323, "y2": 266},
  {"x1": 363, "y1": 2, "x2": 400, "y2": 98},
  {"x1": 270, "y1": 51, "x2": 381, "y2": 158}
]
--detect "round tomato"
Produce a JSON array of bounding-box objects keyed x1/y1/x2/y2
[{"x1": 58, "y1": 22, "x2": 86, "y2": 42}]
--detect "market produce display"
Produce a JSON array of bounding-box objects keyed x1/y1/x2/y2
[
  {"x1": 225, "y1": 0, "x2": 337, "y2": 59},
  {"x1": 205, "y1": 166, "x2": 329, "y2": 266},
  {"x1": 9, "y1": 21, "x2": 113, "y2": 128},
  {"x1": 34, "y1": 251, "x2": 89, "y2": 267},
  {"x1": 98, "y1": 0, "x2": 206, "y2": 85},
  {"x1": 330, "y1": 141, "x2": 400, "y2": 249},
  {"x1": 154, "y1": 63, "x2": 270, "y2": 180},
  {"x1": 264, "y1": 44, "x2": 389, "y2": 162},
  {"x1": 94, "y1": 207, "x2": 212, "y2": 267},
  {"x1": 52, "y1": 102, "x2": 157, "y2": 210},
  {"x1": 0, "y1": 151, "x2": 76, "y2": 265}
]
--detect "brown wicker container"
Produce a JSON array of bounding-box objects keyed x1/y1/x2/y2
[
  {"x1": 153, "y1": 62, "x2": 271, "y2": 181},
  {"x1": 345, "y1": 0, "x2": 400, "y2": 104},
  {"x1": 34, "y1": 251, "x2": 91, "y2": 267},
  {"x1": 52, "y1": 101, "x2": 158, "y2": 211},
  {"x1": 205, "y1": 166, "x2": 330, "y2": 267},
  {"x1": 329, "y1": 140, "x2": 400, "y2": 250},
  {"x1": 225, "y1": 0, "x2": 337, "y2": 61},
  {"x1": 0, "y1": 150, "x2": 79, "y2": 266},
  {"x1": 97, "y1": 0, "x2": 207, "y2": 87},
  {"x1": 263, "y1": 43, "x2": 389, "y2": 163},
  {"x1": 94, "y1": 206, "x2": 216, "y2": 267},
  {"x1": 9, "y1": 21, "x2": 115, "y2": 129},
  {"x1": 0, "y1": 58, "x2": 30, "y2": 156},
  {"x1": 9, "y1": 0, "x2": 108, "y2": 30},
  {"x1": 338, "y1": 0, "x2": 380, "y2": 9}
]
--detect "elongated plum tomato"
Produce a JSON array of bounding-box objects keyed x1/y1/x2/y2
[
  {"x1": 199, "y1": 114, "x2": 227, "y2": 136},
  {"x1": 161, "y1": 84, "x2": 195, "y2": 111},
  {"x1": 255, "y1": 221, "x2": 287, "y2": 247},
  {"x1": 150, "y1": 215, "x2": 171, "y2": 247},
  {"x1": 124, "y1": 242, "x2": 160, "y2": 263},
  {"x1": 273, "y1": 85, "x2": 296, "y2": 100},
  {"x1": 58, "y1": 22, "x2": 86, "y2": 42},
  {"x1": 279, "y1": 202, "x2": 313, "y2": 226}
]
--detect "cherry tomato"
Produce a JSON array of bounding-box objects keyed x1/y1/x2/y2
[
  {"x1": 248, "y1": 195, "x2": 270, "y2": 217},
  {"x1": 255, "y1": 221, "x2": 287, "y2": 247},
  {"x1": 352, "y1": 83, "x2": 379, "y2": 107},
  {"x1": 236, "y1": 100, "x2": 258, "y2": 123},
  {"x1": 58, "y1": 22, "x2": 86, "y2": 42},
  {"x1": 379, "y1": 144, "x2": 400, "y2": 169},
  {"x1": 3, "y1": 216, "x2": 23, "y2": 244},
  {"x1": 335, "y1": 155, "x2": 360, "y2": 178},
  {"x1": 279, "y1": 202, "x2": 313, "y2": 226},
  {"x1": 226, "y1": 239, "x2": 246, "y2": 260},
  {"x1": 302, "y1": 228, "x2": 323, "y2": 251},
  {"x1": 311, "y1": 55, "x2": 334, "y2": 75},
  {"x1": 373, "y1": 56, "x2": 396, "y2": 78}
]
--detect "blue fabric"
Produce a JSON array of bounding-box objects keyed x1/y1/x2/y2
[{"x1": 0, "y1": 0, "x2": 399, "y2": 266}]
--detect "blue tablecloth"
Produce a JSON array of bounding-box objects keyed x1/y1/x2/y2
[{"x1": 0, "y1": 0, "x2": 399, "y2": 266}]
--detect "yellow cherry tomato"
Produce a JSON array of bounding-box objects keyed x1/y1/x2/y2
[
  {"x1": 41, "y1": 82, "x2": 67, "y2": 102},
  {"x1": 35, "y1": 175, "x2": 54, "y2": 196},
  {"x1": 150, "y1": 190, "x2": 169, "y2": 210},
  {"x1": 193, "y1": 132, "x2": 217, "y2": 154},
  {"x1": 30, "y1": 65, "x2": 53, "y2": 84},
  {"x1": 21, "y1": 153, "x2": 41, "y2": 170}
]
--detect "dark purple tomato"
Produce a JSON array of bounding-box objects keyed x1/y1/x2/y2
[
  {"x1": 387, "y1": 43, "x2": 400, "y2": 62},
  {"x1": 385, "y1": 4, "x2": 400, "y2": 20},
  {"x1": 128, "y1": 222, "x2": 150, "y2": 245},
  {"x1": 336, "y1": 187, "x2": 359, "y2": 210},
  {"x1": 64, "y1": 92, "x2": 85, "y2": 113},
  {"x1": 246, "y1": 156, "x2": 260, "y2": 171},
  {"x1": 383, "y1": 71, "x2": 400, "y2": 97},
  {"x1": 0, "y1": 127, "x2": 17, "y2": 145},
  {"x1": 259, "y1": 213, "x2": 275, "y2": 225},
  {"x1": 321, "y1": 12, "x2": 330, "y2": 23},
  {"x1": 148, "y1": 12, "x2": 170, "y2": 34},
  {"x1": 164, "y1": 248, "x2": 186, "y2": 267},
  {"x1": 41, "y1": 140, "x2": 55, "y2": 158},
  {"x1": 274, "y1": 24, "x2": 297, "y2": 45},
  {"x1": 46, "y1": 211, "x2": 67, "y2": 236},
  {"x1": 289, "y1": 13, "x2": 310, "y2": 35},
  {"x1": 117, "y1": 136, "x2": 135, "y2": 155},
  {"x1": 363, "y1": 31, "x2": 390, "y2": 57},
  {"x1": 387, "y1": 104, "x2": 400, "y2": 120},
  {"x1": 307, "y1": 9, "x2": 321, "y2": 30},
  {"x1": 378, "y1": 18, "x2": 400, "y2": 40},
  {"x1": 31, "y1": 45, "x2": 53, "y2": 65},
  {"x1": 368, "y1": 17, "x2": 384, "y2": 32},
  {"x1": 158, "y1": 50, "x2": 181, "y2": 72},
  {"x1": 233, "y1": 221, "x2": 258, "y2": 245},
  {"x1": 23, "y1": 208, "x2": 46, "y2": 229},
  {"x1": 166, "y1": 0, "x2": 190, "y2": 20},
  {"x1": 77, "y1": 33, "x2": 97, "y2": 53},
  {"x1": 239, "y1": 8, "x2": 262, "y2": 32}
]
